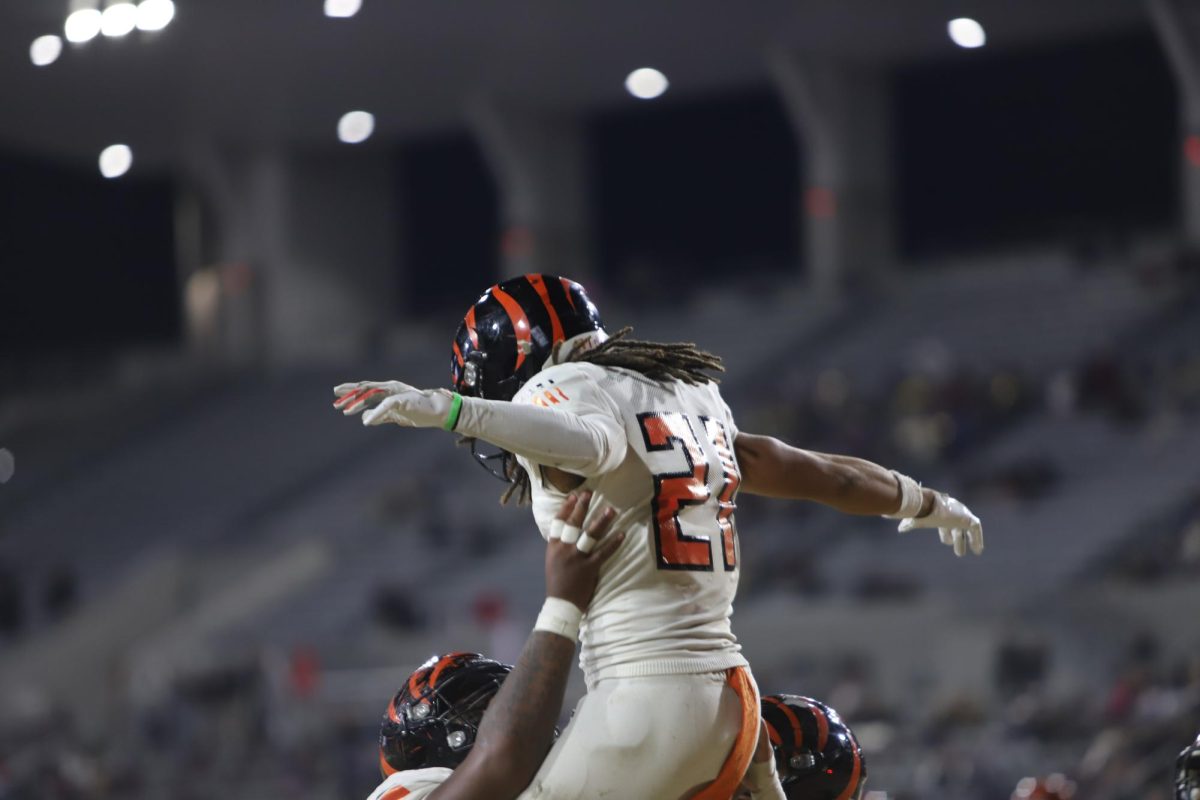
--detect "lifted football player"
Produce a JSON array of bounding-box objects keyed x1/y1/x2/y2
[
  {"x1": 368, "y1": 490, "x2": 785, "y2": 800},
  {"x1": 336, "y1": 274, "x2": 982, "y2": 798}
]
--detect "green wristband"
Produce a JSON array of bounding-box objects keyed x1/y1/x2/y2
[{"x1": 443, "y1": 393, "x2": 464, "y2": 431}]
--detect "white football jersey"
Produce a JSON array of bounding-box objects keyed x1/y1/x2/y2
[
  {"x1": 513, "y1": 361, "x2": 747, "y2": 685},
  {"x1": 366, "y1": 767, "x2": 453, "y2": 800}
]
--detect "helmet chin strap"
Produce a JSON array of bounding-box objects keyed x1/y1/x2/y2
[{"x1": 545, "y1": 330, "x2": 608, "y2": 368}]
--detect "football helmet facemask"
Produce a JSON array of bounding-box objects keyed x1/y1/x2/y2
[
  {"x1": 379, "y1": 652, "x2": 512, "y2": 776},
  {"x1": 761, "y1": 694, "x2": 867, "y2": 800},
  {"x1": 451, "y1": 274, "x2": 606, "y2": 402}
]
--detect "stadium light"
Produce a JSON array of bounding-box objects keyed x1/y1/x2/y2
[
  {"x1": 325, "y1": 0, "x2": 362, "y2": 18},
  {"x1": 99, "y1": 144, "x2": 133, "y2": 178},
  {"x1": 30, "y1": 35, "x2": 64, "y2": 66},
  {"x1": 948, "y1": 18, "x2": 986, "y2": 49},
  {"x1": 337, "y1": 111, "x2": 375, "y2": 144},
  {"x1": 65, "y1": 8, "x2": 103, "y2": 43},
  {"x1": 101, "y1": 1, "x2": 139, "y2": 37},
  {"x1": 135, "y1": 0, "x2": 175, "y2": 31},
  {"x1": 625, "y1": 67, "x2": 669, "y2": 100}
]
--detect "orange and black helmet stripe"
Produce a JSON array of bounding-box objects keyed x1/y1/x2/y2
[
  {"x1": 429, "y1": 652, "x2": 473, "y2": 689},
  {"x1": 525, "y1": 273, "x2": 565, "y2": 343},
  {"x1": 490, "y1": 286, "x2": 532, "y2": 370}
]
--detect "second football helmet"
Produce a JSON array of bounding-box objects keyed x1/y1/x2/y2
[
  {"x1": 379, "y1": 652, "x2": 512, "y2": 776},
  {"x1": 1179, "y1": 734, "x2": 1200, "y2": 800},
  {"x1": 761, "y1": 694, "x2": 867, "y2": 800},
  {"x1": 451, "y1": 274, "x2": 606, "y2": 402}
]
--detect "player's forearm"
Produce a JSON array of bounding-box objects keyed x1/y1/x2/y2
[
  {"x1": 736, "y1": 433, "x2": 933, "y2": 516},
  {"x1": 455, "y1": 397, "x2": 626, "y2": 476},
  {"x1": 435, "y1": 631, "x2": 575, "y2": 800}
]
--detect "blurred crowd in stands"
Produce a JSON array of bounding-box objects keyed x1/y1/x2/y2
[
  {"x1": 3, "y1": 262, "x2": 1199, "y2": 799},
  {"x1": 1, "y1": 628, "x2": 1195, "y2": 799}
]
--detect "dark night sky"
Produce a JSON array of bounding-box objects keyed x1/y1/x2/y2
[{"x1": 0, "y1": 153, "x2": 178, "y2": 357}]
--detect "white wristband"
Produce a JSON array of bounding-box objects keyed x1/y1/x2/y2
[
  {"x1": 884, "y1": 470, "x2": 924, "y2": 519},
  {"x1": 533, "y1": 597, "x2": 584, "y2": 642}
]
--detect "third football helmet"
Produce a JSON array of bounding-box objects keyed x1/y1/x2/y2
[
  {"x1": 451, "y1": 274, "x2": 606, "y2": 402},
  {"x1": 761, "y1": 694, "x2": 867, "y2": 800},
  {"x1": 379, "y1": 652, "x2": 512, "y2": 776}
]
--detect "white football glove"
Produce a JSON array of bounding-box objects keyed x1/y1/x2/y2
[
  {"x1": 333, "y1": 381, "x2": 455, "y2": 428},
  {"x1": 897, "y1": 492, "x2": 984, "y2": 557}
]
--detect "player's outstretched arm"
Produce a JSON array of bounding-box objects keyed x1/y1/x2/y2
[
  {"x1": 333, "y1": 378, "x2": 627, "y2": 476},
  {"x1": 429, "y1": 492, "x2": 624, "y2": 800},
  {"x1": 735, "y1": 432, "x2": 984, "y2": 556}
]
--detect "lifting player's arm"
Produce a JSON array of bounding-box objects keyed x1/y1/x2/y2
[
  {"x1": 333, "y1": 372, "x2": 626, "y2": 477},
  {"x1": 735, "y1": 432, "x2": 984, "y2": 557},
  {"x1": 427, "y1": 492, "x2": 624, "y2": 800}
]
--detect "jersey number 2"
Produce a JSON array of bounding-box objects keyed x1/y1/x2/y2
[{"x1": 637, "y1": 411, "x2": 741, "y2": 572}]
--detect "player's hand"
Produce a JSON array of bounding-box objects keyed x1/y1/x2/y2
[
  {"x1": 898, "y1": 492, "x2": 984, "y2": 557},
  {"x1": 545, "y1": 491, "x2": 623, "y2": 611},
  {"x1": 333, "y1": 381, "x2": 454, "y2": 428}
]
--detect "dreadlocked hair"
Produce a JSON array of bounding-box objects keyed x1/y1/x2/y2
[
  {"x1": 493, "y1": 326, "x2": 725, "y2": 506},
  {"x1": 558, "y1": 326, "x2": 724, "y2": 384}
]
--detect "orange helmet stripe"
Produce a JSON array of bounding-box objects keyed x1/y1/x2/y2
[
  {"x1": 491, "y1": 287, "x2": 531, "y2": 371},
  {"x1": 379, "y1": 750, "x2": 398, "y2": 778},
  {"x1": 835, "y1": 747, "x2": 862, "y2": 800},
  {"x1": 429, "y1": 651, "x2": 471, "y2": 688},
  {"x1": 559, "y1": 277, "x2": 577, "y2": 311},
  {"x1": 804, "y1": 699, "x2": 830, "y2": 751},
  {"x1": 765, "y1": 695, "x2": 805, "y2": 749},
  {"x1": 453, "y1": 341, "x2": 464, "y2": 368},
  {"x1": 464, "y1": 306, "x2": 480, "y2": 349},
  {"x1": 525, "y1": 274, "x2": 565, "y2": 343},
  {"x1": 407, "y1": 668, "x2": 427, "y2": 700}
]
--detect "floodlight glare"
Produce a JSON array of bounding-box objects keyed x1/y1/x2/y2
[
  {"x1": 325, "y1": 0, "x2": 363, "y2": 18},
  {"x1": 101, "y1": 2, "x2": 139, "y2": 37},
  {"x1": 99, "y1": 144, "x2": 133, "y2": 178},
  {"x1": 625, "y1": 67, "x2": 669, "y2": 100},
  {"x1": 948, "y1": 18, "x2": 986, "y2": 49},
  {"x1": 135, "y1": 0, "x2": 175, "y2": 31},
  {"x1": 65, "y1": 9, "x2": 103, "y2": 43},
  {"x1": 337, "y1": 111, "x2": 375, "y2": 144},
  {"x1": 30, "y1": 35, "x2": 64, "y2": 66}
]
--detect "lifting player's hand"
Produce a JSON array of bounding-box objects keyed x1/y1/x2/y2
[
  {"x1": 545, "y1": 491, "x2": 624, "y2": 612},
  {"x1": 333, "y1": 381, "x2": 454, "y2": 428},
  {"x1": 898, "y1": 492, "x2": 984, "y2": 557}
]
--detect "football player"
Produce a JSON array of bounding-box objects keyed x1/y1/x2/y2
[
  {"x1": 755, "y1": 694, "x2": 867, "y2": 800},
  {"x1": 1179, "y1": 734, "x2": 1200, "y2": 800},
  {"x1": 336, "y1": 274, "x2": 982, "y2": 798},
  {"x1": 367, "y1": 490, "x2": 785, "y2": 800}
]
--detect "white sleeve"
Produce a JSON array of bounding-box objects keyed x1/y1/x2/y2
[{"x1": 453, "y1": 365, "x2": 627, "y2": 477}]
